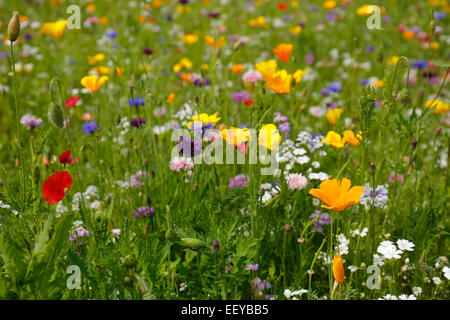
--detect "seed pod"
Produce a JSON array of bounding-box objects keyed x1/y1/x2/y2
[
  {"x1": 33, "y1": 165, "x2": 40, "y2": 186},
  {"x1": 181, "y1": 237, "x2": 205, "y2": 251},
  {"x1": 7, "y1": 12, "x2": 20, "y2": 43},
  {"x1": 48, "y1": 102, "x2": 65, "y2": 129},
  {"x1": 124, "y1": 254, "x2": 137, "y2": 268}
]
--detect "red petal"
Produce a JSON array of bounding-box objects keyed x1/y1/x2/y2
[{"x1": 42, "y1": 171, "x2": 72, "y2": 205}]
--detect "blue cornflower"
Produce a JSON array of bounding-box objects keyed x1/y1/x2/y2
[
  {"x1": 434, "y1": 12, "x2": 446, "y2": 20},
  {"x1": 360, "y1": 183, "x2": 389, "y2": 209},
  {"x1": 328, "y1": 83, "x2": 342, "y2": 93},
  {"x1": 412, "y1": 60, "x2": 428, "y2": 69},
  {"x1": 105, "y1": 29, "x2": 118, "y2": 39},
  {"x1": 83, "y1": 121, "x2": 99, "y2": 134},
  {"x1": 360, "y1": 79, "x2": 370, "y2": 86},
  {"x1": 129, "y1": 97, "x2": 145, "y2": 107}
]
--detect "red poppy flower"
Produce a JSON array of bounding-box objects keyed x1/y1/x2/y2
[
  {"x1": 243, "y1": 100, "x2": 255, "y2": 106},
  {"x1": 278, "y1": 2, "x2": 288, "y2": 10},
  {"x1": 65, "y1": 96, "x2": 80, "y2": 108},
  {"x1": 42, "y1": 171, "x2": 72, "y2": 205},
  {"x1": 59, "y1": 151, "x2": 74, "y2": 164}
]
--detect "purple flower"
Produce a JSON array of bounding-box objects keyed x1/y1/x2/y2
[
  {"x1": 279, "y1": 122, "x2": 291, "y2": 133},
  {"x1": 245, "y1": 263, "x2": 259, "y2": 271},
  {"x1": 130, "y1": 117, "x2": 147, "y2": 128},
  {"x1": 304, "y1": 53, "x2": 315, "y2": 65},
  {"x1": 129, "y1": 97, "x2": 145, "y2": 107},
  {"x1": 130, "y1": 171, "x2": 146, "y2": 188},
  {"x1": 412, "y1": 60, "x2": 427, "y2": 69},
  {"x1": 319, "y1": 89, "x2": 330, "y2": 96},
  {"x1": 143, "y1": 48, "x2": 154, "y2": 55},
  {"x1": 177, "y1": 135, "x2": 203, "y2": 157},
  {"x1": 232, "y1": 91, "x2": 250, "y2": 103},
  {"x1": 309, "y1": 211, "x2": 331, "y2": 233},
  {"x1": 328, "y1": 83, "x2": 342, "y2": 93},
  {"x1": 229, "y1": 174, "x2": 250, "y2": 189},
  {"x1": 83, "y1": 121, "x2": 99, "y2": 134},
  {"x1": 134, "y1": 206, "x2": 155, "y2": 218},
  {"x1": 20, "y1": 114, "x2": 43, "y2": 130}
]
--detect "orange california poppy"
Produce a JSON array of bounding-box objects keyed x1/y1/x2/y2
[
  {"x1": 273, "y1": 43, "x2": 293, "y2": 63},
  {"x1": 81, "y1": 75, "x2": 108, "y2": 92},
  {"x1": 332, "y1": 254, "x2": 345, "y2": 283},
  {"x1": 309, "y1": 178, "x2": 364, "y2": 211}
]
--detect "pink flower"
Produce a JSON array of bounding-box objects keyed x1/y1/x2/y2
[
  {"x1": 242, "y1": 70, "x2": 263, "y2": 83},
  {"x1": 169, "y1": 156, "x2": 194, "y2": 172},
  {"x1": 285, "y1": 173, "x2": 308, "y2": 191}
]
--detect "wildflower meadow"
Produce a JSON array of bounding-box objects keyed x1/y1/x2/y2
[{"x1": 0, "y1": 0, "x2": 449, "y2": 303}]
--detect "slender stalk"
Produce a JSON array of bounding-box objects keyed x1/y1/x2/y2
[{"x1": 10, "y1": 42, "x2": 25, "y2": 201}]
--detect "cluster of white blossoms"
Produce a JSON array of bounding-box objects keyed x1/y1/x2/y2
[
  {"x1": 335, "y1": 233, "x2": 350, "y2": 255},
  {"x1": 284, "y1": 288, "x2": 308, "y2": 300},
  {"x1": 56, "y1": 185, "x2": 102, "y2": 216},
  {"x1": 378, "y1": 294, "x2": 417, "y2": 300},
  {"x1": 0, "y1": 200, "x2": 19, "y2": 216},
  {"x1": 373, "y1": 239, "x2": 415, "y2": 267},
  {"x1": 259, "y1": 183, "x2": 281, "y2": 204},
  {"x1": 350, "y1": 227, "x2": 368, "y2": 238},
  {"x1": 113, "y1": 117, "x2": 131, "y2": 146}
]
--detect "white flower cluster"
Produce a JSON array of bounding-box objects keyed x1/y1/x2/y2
[
  {"x1": 57, "y1": 185, "x2": 102, "y2": 216},
  {"x1": 259, "y1": 183, "x2": 280, "y2": 204},
  {"x1": 0, "y1": 200, "x2": 19, "y2": 216},
  {"x1": 284, "y1": 288, "x2": 308, "y2": 300},
  {"x1": 335, "y1": 233, "x2": 349, "y2": 255},
  {"x1": 350, "y1": 227, "x2": 368, "y2": 238},
  {"x1": 373, "y1": 239, "x2": 415, "y2": 267}
]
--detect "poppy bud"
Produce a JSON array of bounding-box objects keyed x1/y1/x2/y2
[
  {"x1": 33, "y1": 165, "x2": 40, "y2": 186},
  {"x1": 181, "y1": 237, "x2": 205, "y2": 251},
  {"x1": 124, "y1": 254, "x2": 137, "y2": 268},
  {"x1": 7, "y1": 12, "x2": 20, "y2": 43},
  {"x1": 332, "y1": 254, "x2": 345, "y2": 283},
  {"x1": 399, "y1": 88, "x2": 410, "y2": 106},
  {"x1": 48, "y1": 102, "x2": 65, "y2": 129},
  {"x1": 435, "y1": 127, "x2": 441, "y2": 135},
  {"x1": 284, "y1": 224, "x2": 290, "y2": 232}
]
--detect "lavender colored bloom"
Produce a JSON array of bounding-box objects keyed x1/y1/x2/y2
[
  {"x1": 328, "y1": 83, "x2": 342, "y2": 93},
  {"x1": 279, "y1": 122, "x2": 291, "y2": 133},
  {"x1": 193, "y1": 77, "x2": 211, "y2": 87},
  {"x1": 412, "y1": 60, "x2": 427, "y2": 69},
  {"x1": 304, "y1": 53, "x2": 315, "y2": 65},
  {"x1": 177, "y1": 135, "x2": 203, "y2": 157},
  {"x1": 326, "y1": 12, "x2": 336, "y2": 21},
  {"x1": 366, "y1": 45, "x2": 375, "y2": 53},
  {"x1": 83, "y1": 121, "x2": 98, "y2": 134},
  {"x1": 129, "y1": 97, "x2": 145, "y2": 107},
  {"x1": 360, "y1": 183, "x2": 389, "y2": 209},
  {"x1": 327, "y1": 102, "x2": 339, "y2": 109},
  {"x1": 188, "y1": 121, "x2": 214, "y2": 136},
  {"x1": 134, "y1": 206, "x2": 154, "y2": 218},
  {"x1": 105, "y1": 29, "x2": 118, "y2": 39},
  {"x1": 130, "y1": 117, "x2": 147, "y2": 128},
  {"x1": 229, "y1": 174, "x2": 250, "y2": 189},
  {"x1": 20, "y1": 114, "x2": 43, "y2": 130},
  {"x1": 309, "y1": 210, "x2": 331, "y2": 233},
  {"x1": 434, "y1": 12, "x2": 446, "y2": 20},
  {"x1": 320, "y1": 89, "x2": 330, "y2": 96},
  {"x1": 245, "y1": 263, "x2": 259, "y2": 271},
  {"x1": 360, "y1": 79, "x2": 370, "y2": 86},
  {"x1": 274, "y1": 116, "x2": 288, "y2": 122},
  {"x1": 265, "y1": 295, "x2": 275, "y2": 300},
  {"x1": 232, "y1": 91, "x2": 250, "y2": 103},
  {"x1": 130, "y1": 171, "x2": 146, "y2": 188}
]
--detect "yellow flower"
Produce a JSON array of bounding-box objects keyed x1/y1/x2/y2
[
  {"x1": 325, "y1": 108, "x2": 343, "y2": 126},
  {"x1": 205, "y1": 35, "x2": 226, "y2": 48},
  {"x1": 309, "y1": 178, "x2": 364, "y2": 212},
  {"x1": 249, "y1": 16, "x2": 268, "y2": 28},
  {"x1": 181, "y1": 33, "x2": 199, "y2": 45},
  {"x1": 258, "y1": 124, "x2": 282, "y2": 150},
  {"x1": 425, "y1": 99, "x2": 449, "y2": 114},
  {"x1": 293, "y1": 69, "x2": 307, "y2": 83},
  {"x1": 321, "y1": 131, "x2": 346, "y2": 149},
  {"x1": 40, "y1": 20, "x2": 67, "y2": 38},
  {"x1": 173, "y1": 58, "x2": 193, "y2": 72},
  {"x1": 386, "y1": 56, "x2": 400, "y2": 66},
  {"x1": 323, "y1": 0, "x2": 337, "y2": 10},
  {"x1": 255, "y1": 59, "x2": 277, "y2": 80},
  {"x1": 81, "y1": 75, "x2": 108, "y2": 93},
  {"x1": 221, "y1": 127, "x2": 251, "y2": 147},
  {"x1": 343, "y1": 130, "x2": 362, "y2": 147},
  {"x1": 265, "y1": 69, "x2": 292, "y2": 94},
  {"x1": 188, "y1": 113, "x2": 221, "y2": 129},
  {"x1": 289, "y1": 25, "x2": 302, "y2": 35},
  {"x1": 356, "y1": 4, "x2": 375, "y2": 16},
  {"x1": 89, "y1": 66, "x2": 113, "y2": 76},
  {"x1": 332, "y1": 254, "x2": 345, "y2": 283},
  {"x1": 116, "y1": 67, "x2": 124, "y2": 77},
  {"x1": 88, "y1": 53, "x2": 105, "y2": 65}
]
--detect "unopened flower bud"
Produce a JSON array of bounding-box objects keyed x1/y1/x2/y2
[
  {"x1": 213, "y1": 239, "x2": 220, "y2": 252},
  {"x1": 370, "y1": 162, "x2": 376, "y2": 173},
  {"x1": 411, "y1": 139, "x2": 417, "y2": 149},
  {"x1": 48, "y1": 102, "x2": 65, "y2": 129},
  {"x1": 8, "y1": 12, "x2": 20, "y2": 43},
  {"x1": 284, "y1": 224, "x2": 290, "y2": 232}
]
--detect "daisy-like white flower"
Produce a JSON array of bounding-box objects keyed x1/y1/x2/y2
[
  {"x1": 432, "y1": 277, "x2": 442, "y2": 285},
  {"x1": 399, "y1": 294, "x2": 416, "y2": 300},
  {"x1": 397, "y1": 239, "x2": 415, "y2": 252},
  {"x1": 443, "y1": 266, "x2": 450, "y2": 280},
  {"x1": 348, "y1": 265, "x2": 358, "y2": 272},
  {"x1": 412, "y1": 287, "x2": 422, "y2": 296},
  {"x1": 377, "y1": 240, "x2": 403, "y2": 260}
]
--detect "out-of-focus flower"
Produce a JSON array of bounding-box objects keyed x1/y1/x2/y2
[
  {"x1": 232, "y1": 90, "x2": 250, "y2": 103},
  {"x1": 129, "y1": 97, "x2": 145, "y2": 107},
  {"x1": 258, "y1": 124, "x2": 282, "y2": 150},
  {"x1": 325, "y1": 108, "x2": 343, "y2": 126},
  {"x1": 40, "y1": 20, "x2": 67, "y2": 38},
  {"x1": 255, "y1": 60, "x2": 277, "y2": 80},
  {"x1": 265, "y1": 69, "x2": 292, "y2": 94},
  {"x1": 20, "y1": 114, "x2": 43, "y2": 130},
  {"x1": 321, "y1": 131, "x2": 346, "y2": 149},
  {"x1": 221, "y1": 127, "x2": 251, "y2": 148},
  {"x1": 229, "y1": 174, "x2": 250, "y2": 189},
  {"x1": 309, "y1": 210, "x2": 331, "y2": 233},
  {"x1": 342, "y1": 130, "x2": 362, "y2": 147},
  {"x1": 242, "y1": 70, "x2": 263, "y2": 83},
  {"x1": 181, "y1": 33, "x2": 199, "y2": 44},
  {"x1": 169, "y1": 156, "x2": 194, "y2": 172},
  {"x1": 83, "y1": 121, "x2": 99, "y2": 134},
  {"x1": 205, "y1": 35, "x2": 226, "y2": 47},
  {"x1": 81, "y1": 75, "x2": 108, "y2": 92},
  {"x1": 88, "y1": 53, "x2": 105, "y2": 65},
  {"x1": 293, "y1": 69, "x2": 307, "y2": 83},
  {"x1": 65, "y1": 96, "x2": 80, "y2": 108},
  {"x1": 273, "y1": 43, "x2": 293, "y2": 63},
  {"x1": 309, "y1": 178, "x2": 364, "y2": 211},
  {"x1": 231, "y1": 64, "x2": 244, "y2": 74},
  {"x1": 425, "y1": 99, "x2": 449, "y2": 114}
]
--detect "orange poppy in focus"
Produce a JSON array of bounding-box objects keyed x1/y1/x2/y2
[
  {"x1": 273, "y1": 43, "x2": 293, "y2": 63},
  {"x1": 309, "y1": 178, "x2": 364, "y2": 212},
  {"x1": 42, "y1": 171, "x2": 72, "y2": 205},
  {"x1": 332, "y1": 254, "x2": 345, "y2": 283}
]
